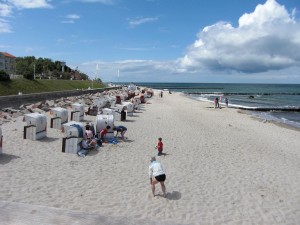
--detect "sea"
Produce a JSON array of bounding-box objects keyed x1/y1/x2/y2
[{"x1": 117, "y1": 82, "x2": 300, "y2": 130}]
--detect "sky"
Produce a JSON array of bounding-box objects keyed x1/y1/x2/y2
[{"x1": 0, "y1": 0, "x2": 300, "y2": 83}]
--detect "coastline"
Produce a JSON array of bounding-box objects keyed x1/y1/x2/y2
[
  {"x1": 0, "y1": 90, "x2": 300, "y2": 224},
  {"x1": 135, "y1": 82, "x2": 300, "y2": 130},
  {"x1": 239, "y1": 110, "x2": 300, "y2": 132},
  {"x1": 186, "y1": 93, "x2": 300, "y2": 131}
]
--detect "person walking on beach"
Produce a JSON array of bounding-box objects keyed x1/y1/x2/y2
[
  {"x1": 113, "y1": 125, "x2": 127, "y2": 139},
  {"x1": 155, "y1": 137, "x2": 164, "y2": 156},
  {"x1": 149, "y1": 157, "x2": 167, "y2": 197}
]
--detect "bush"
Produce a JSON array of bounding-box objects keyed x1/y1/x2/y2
[
  {"x1": 0, "y1": 70, "x2": 10, "y2": 81},
  {"x1": 23, "y1": 69, "x2": 34, "y2": 80}
]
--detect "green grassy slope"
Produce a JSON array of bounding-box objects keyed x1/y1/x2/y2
[{"x1": 0, "y1": 79, "x2": 106, "y2": 96}]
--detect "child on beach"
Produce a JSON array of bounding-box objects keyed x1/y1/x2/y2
[
  {"x1": 155, "y1": 137, "x2": 163, "y2": 156},
  {"x1": 100, "y1": 125, "x2": 111, "y2": 142}
]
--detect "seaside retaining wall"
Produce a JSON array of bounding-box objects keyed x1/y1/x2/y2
[{"x1": 0, "y1": 87, "x2": 121, "y2": 109}]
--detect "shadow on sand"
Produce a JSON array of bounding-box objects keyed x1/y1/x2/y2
[
  {"x1": 166, "y1": 191, "x2": 182, "y2": 200},
  {"x1": 0, "y1": 153, "x2": 21, "y2": 165},
  {"x1": 123, "y1": 120, "x2": 136, "y2": 123},
  {"x1": 38, "y1": 137, "x2": 60, "y2": 143},
  {"x1": 157, "y1": 152, "x2": 170, "y2": 157}
]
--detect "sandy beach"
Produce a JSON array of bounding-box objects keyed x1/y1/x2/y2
[{"x1": 0, "y1": 90, "x2": 300, "y2": 225}]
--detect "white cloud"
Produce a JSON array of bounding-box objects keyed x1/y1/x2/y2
[
  {"x1": 0, "y1": 18, "x2": 12, "y2": 33},
  {"x1": 75, "y1": 0, "x2": 300, "y2": 83},
  {"x1": 0, "y1": 0, "x2": 52, "y2": 33},
  {"x1": 66, "y1": 14, "x2": 80, "y2": 20},
  {"x1": 78, "y1": 0, "x2": 115, "y2": 4},
  {"x1": 0, "y1": 3, "x2": 13, "y2": 17},
  {"x1": 8, "y1": 0, "x2": 53, "y2": 9},
  {"x1": 178, "y1": 0, "x2": 300, "y2": 74},
  {"x1": 61, "y1": 14, "x2": 80, "y2": 23},
  {"x1": 238, "y1": 0, "x2": 293, "y2": 27},
  {"x1": 128, "y1": 17, "x2": 158, "y2": 28}
]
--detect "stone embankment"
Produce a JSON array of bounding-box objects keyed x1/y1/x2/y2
[{"x1": 0, "y1": 87, "x2": 121, "y2": 125}]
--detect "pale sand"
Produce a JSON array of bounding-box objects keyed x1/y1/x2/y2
[{"x1": 0, "y1": 91, "x2": 300, "y2": 225}]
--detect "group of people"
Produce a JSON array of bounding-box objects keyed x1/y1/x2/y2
[
  {"x1": 80, "y1": 124, "x2": 128, "y2": 151},
  {"x1": 148, "y1": 137, "x2": 167, "y2": 197},
  {"x1": 214, "y1": 96, "x2": 229, "y2": 109},
  {"x1": 99, "y1": 125, "x2": 128, "y2": 141},
  {"x1": 83, "y1": 94, "x2": 168, "y2": 198}
]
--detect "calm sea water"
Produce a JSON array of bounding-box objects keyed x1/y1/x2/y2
[{"x1": 118, "y1": 83, "x2": 300, "y2": 129}]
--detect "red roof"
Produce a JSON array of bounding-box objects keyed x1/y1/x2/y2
[{"x1": 0, "y1": 52, "x2": 16, "y2": 58}]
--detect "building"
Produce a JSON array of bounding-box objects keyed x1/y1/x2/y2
[{"x1": 0, "y1": 52, "x2": 16, "y2": 75}]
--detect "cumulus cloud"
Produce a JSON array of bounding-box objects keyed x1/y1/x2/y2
[
  {"x1": 178, "y1": 0, "x2": 300, "y2": 73},
  {"x1": 128, "y1": 17, "x2": 158, "y2": 28}
]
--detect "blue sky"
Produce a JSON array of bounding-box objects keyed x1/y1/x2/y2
[{"x1": 0, "y1": 0, "x2": 300, "y2": 83}]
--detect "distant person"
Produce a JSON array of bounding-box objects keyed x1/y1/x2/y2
[
  {"x1": 100, "y1": 125, "x2": 111, "y2": 141},
  {"x1": 214, "y1": 97, "x2": 219, "y2": 109},
  {"x1": 149, "y1": 157, "x2": 167, "y2": 197},
  {"x1": 225, "y1": 97, "x2": 229, "y2": 107},
  {"x1": 113, "y1": 125, "x2": 127, "y2": 139},
  {"x1": 160, "y1": 90, "x2": 163, "y2": 98},
  {"x1": 155, "y1": 137, "x2": 164, "y2": 156}
]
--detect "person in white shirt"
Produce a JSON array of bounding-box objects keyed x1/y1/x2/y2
[{"x1": 149, "y1": 156, "x2": 167, "y2": 197}]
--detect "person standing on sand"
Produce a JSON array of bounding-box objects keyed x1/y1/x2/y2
[
  {"x1": 155, "y1": 137, "x2": 163, "y2": 156},
  {"x1": 149, "y1": 157, "x2": 167, "y2": 197},
  {"x1": 214, "y1": 97, "x2": 219, "y2": 109}
]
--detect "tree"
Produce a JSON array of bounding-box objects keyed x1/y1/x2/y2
[
  {"x1": 15, "y1": 56, "x2": 89, "y2": 80},
  {"x1": 61, "y1": 72, "x2": 72, "y2": 80},
  {"x1": 79, "y1": 72, "x2": 89, "y2": 80},
  {"x1": 16, "y1": 56, "x2": 35, "y2": 79},
  {"x1": 23, "y1": 68, "x2": 34, "y2": 80},
  {"x1": 95, "y1": 78, "x2": 102, "y2": 83}
]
